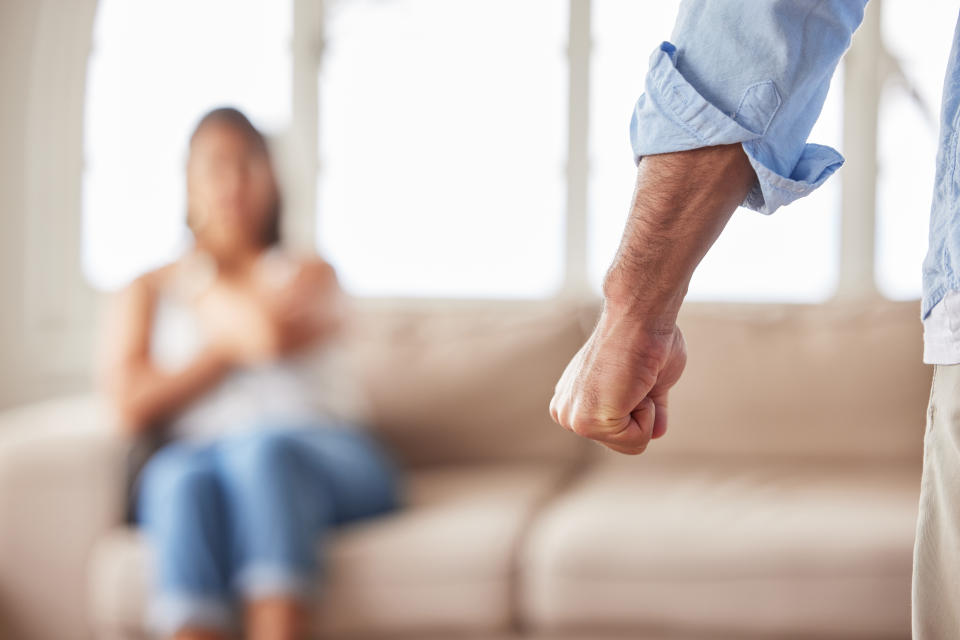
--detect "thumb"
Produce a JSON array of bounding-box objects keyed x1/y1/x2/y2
[{"x1": 602, "y1": 396, "x2": 656, "y2": 455}]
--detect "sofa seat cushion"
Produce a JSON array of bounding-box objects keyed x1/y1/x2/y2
[
  {"x1": 520, "y1": 459, "x2": 921, "y2": 639},
  {"x1": 88, "y1": 462, "x2": 569, "y2": 638}
]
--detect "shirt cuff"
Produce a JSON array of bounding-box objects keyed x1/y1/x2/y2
[{"x1": 629, "y1": 42, "x2": 844, "y2": 215}]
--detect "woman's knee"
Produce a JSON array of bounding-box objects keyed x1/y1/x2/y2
[
  {"x1": 217, "y1": 430, "x2": 305, "y2": 480},
  {"x1": 138, "y1": 447, "x2": 219, "y2": 522}
]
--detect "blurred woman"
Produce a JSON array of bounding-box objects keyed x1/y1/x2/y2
[{"x1": 99, "y1": 107, "x2": 402, "y2": 640}]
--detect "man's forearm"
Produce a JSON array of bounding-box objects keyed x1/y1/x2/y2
[{"x1": 602, "y1": 144, "x2": 757, "y2": 329}]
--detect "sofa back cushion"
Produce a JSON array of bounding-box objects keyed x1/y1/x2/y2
[
  {"x1": 346, "y1": 299, "x2": 929, "y2": 467},
  {"x1": 643, "y1": 300, "x2": 931, "y2": 464},
  {"x1": 343, "y1": 300, "x2": 591, "y2": 467}
]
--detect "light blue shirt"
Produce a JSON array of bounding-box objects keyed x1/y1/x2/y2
[{"x1": 630, "y1": 0, "x2": 960, "y2": 321}]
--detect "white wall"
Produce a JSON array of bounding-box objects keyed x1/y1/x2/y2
[{"x1": 0, "y1": 0, "x2": 99, "y2": 409}]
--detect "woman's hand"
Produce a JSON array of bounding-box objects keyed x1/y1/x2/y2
[{"x1": 197, "y1": 258, "x2": 345, "y2": 366}]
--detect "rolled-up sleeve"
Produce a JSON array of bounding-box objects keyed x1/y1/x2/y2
[{"x1": 630, "y1": 0, "x2": 868, "y2": 214}]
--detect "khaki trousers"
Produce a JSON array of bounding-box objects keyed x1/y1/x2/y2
[{"x1": 913, "y1": 363, "x2": 960, "y2": 638}]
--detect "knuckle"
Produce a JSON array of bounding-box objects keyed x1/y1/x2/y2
[
  {"x1": 569, "y1": 415, "x2": 600, "y2": 439},
  {"x1": 548, "y1": 403, "x2": 561, "y2": 426}
]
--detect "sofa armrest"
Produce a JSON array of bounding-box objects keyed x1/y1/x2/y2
[{"x1": 0, "y1": 395, "x2": 128, "y2": 640}]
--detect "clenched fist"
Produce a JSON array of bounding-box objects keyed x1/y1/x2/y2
[
  {"x1": 549, "y1": 145, "x2": 755, "y2": 454},
  {"x1": 549, "y1": 308, "x2": 687, "y2": 455}
]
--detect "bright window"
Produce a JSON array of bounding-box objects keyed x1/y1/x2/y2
[
  {"x1": 589, "y1": 0, "x2": 842, "y2": 302},
  {"x1": 82, "y1": 0, "x2": 292, "y2": 290},
  {"x1": 83, "y1": 1, "x2": 922, "y2": 303},
  {"x1": 316, "y1": 0, "x2": 567, "y2": 298}
]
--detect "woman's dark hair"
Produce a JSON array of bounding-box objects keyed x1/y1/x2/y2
[{"x1": 187, "y1": 106, "x2": 282, "y2": 247}]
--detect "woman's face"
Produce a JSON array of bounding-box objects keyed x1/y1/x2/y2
[{"x1": 186, "y1": 122, "x2": 278, "y2": 257}]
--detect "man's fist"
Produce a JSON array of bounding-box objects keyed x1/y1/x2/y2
[{"x1": 549, "y1": 308, "x2": 687, "y2": 455}]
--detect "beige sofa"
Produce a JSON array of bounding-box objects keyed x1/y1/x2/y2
[{"x1": 0, "y1": 299, "x2": 930, "y2": 640}]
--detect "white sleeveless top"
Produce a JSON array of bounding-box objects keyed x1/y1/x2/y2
[{"x1": 150, "y1": 251, "x2": 371, "y2": 442}]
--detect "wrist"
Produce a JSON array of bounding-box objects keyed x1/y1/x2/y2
[
  {"x1": 599, "y1": 298, "x2": 680, "y2": 337},
  {"x1": 594, "y1": 298, "x2": 680, "y2": 375},
  {"x1": 600, "y1": 268, "x2": 685, "y2": 335}
]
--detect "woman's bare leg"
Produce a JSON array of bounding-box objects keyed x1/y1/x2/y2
[
  {"x1": 245, "y1": 597, "x2": 308, "y2": 640},
  {"x1": 173, "y1": 629, "x2": 228, "y2": 640}
]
